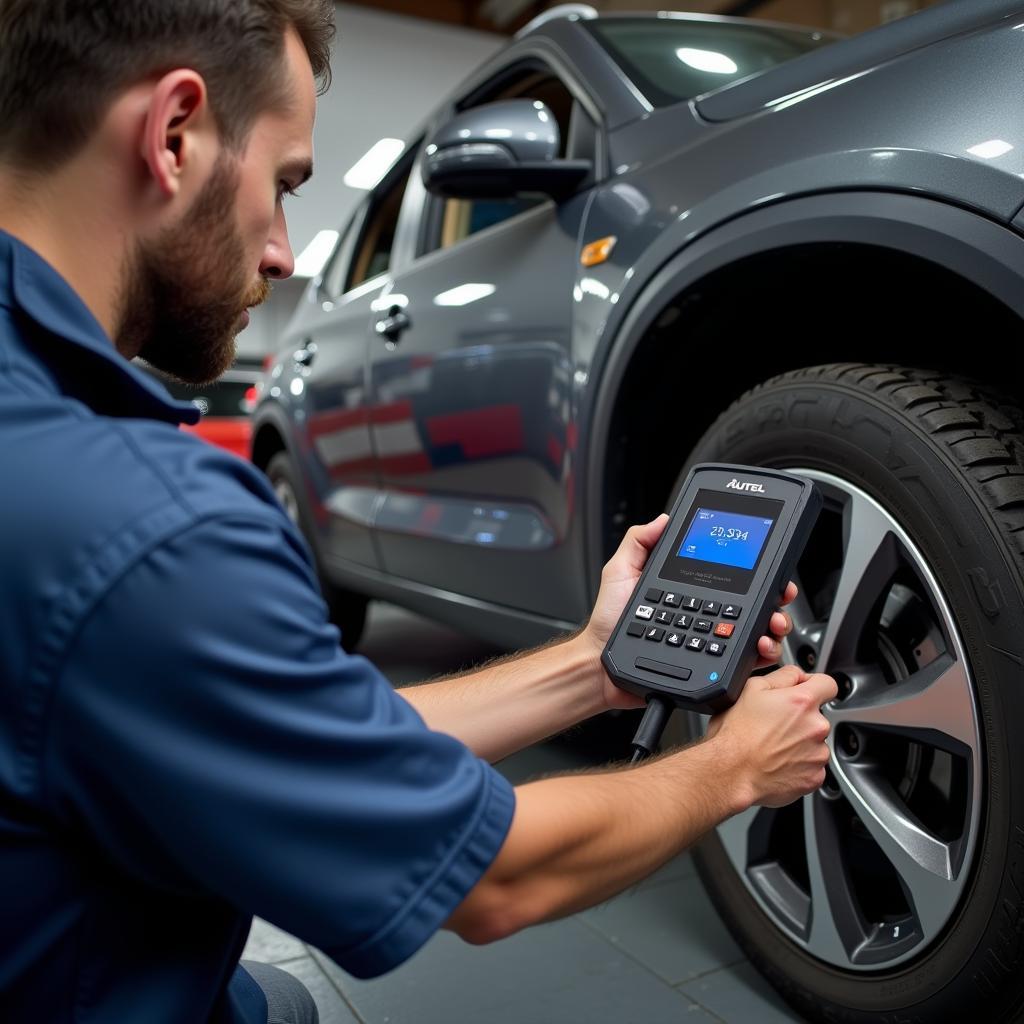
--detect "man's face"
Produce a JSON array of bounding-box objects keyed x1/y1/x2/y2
[{"x1": 122, "y1": 28, "x2": 316, "y2": 385}]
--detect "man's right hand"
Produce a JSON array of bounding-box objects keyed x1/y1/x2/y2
[
  {"x1": 709, "y1": 664, "x2": 837, "y2": 809},
  {"x1": 446, "y1": 663, "x2": 838, "y2": 947}
]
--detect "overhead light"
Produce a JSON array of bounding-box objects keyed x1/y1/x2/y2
[
  {"x1": 293, "y1": 230, "x2": 339, "y2": 278},
  {"x1": 433, "y1": 283, "x2": 496, "y2": 307},
  {"x1": 676, "y1": 48, "x2": 738, "y2": 75},
  {"x1": 967, "y1": 139, "x2": 1013, "y2": 160},
  {"x1": 343, "y1": 138, "x2": 405, "y2": 190}
]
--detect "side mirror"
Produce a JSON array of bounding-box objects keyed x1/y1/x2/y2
[{"x1": 422, "y1": 99, "x2": 591, "y2": 201}]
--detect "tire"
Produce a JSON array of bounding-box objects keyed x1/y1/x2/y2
[
  {"x1": 674, "y1": 364, "x2": 1024, "y2": 1022},
  {"x1": 266, "y1": 452, "x2": 368, "y2": 652}
]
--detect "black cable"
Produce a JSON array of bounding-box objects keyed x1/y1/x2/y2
[{"x1": 629, "y1": 695, "x2": 673, "y2": 763}]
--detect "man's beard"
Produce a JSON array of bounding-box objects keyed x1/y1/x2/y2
[{"x1": 117, "y1": 154, "x2": 270, "y2": 386}]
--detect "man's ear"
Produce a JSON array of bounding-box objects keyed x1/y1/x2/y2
[{"x1": 141, "y1": 70, "x2": 211, "y2": 199}]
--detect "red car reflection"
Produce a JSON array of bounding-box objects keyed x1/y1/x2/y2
[{"x1": 141, "y1": 361, "x2": 263, "y2": 461}]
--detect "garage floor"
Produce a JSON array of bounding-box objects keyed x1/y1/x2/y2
[{"x1": 242, "y1": 603, "x2": 806, "y2": 1024}]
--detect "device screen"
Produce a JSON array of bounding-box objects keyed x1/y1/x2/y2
[
  {"x1": 678, "y1": 508, "x2": 774, "y2": 570},
  {"x1": 660, "y1": 489, "x2": 784, "y2": 594}
]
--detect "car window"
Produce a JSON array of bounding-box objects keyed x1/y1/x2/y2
[
  {"x1": 586, "y1": 18, "x2": 830, "y2": 108},
  {"x1": 346, "y1": 151, "x2": 416, "y2": 291},
  {"x1": 434, "y1": 69, "x2": 578, "y2": 253}
]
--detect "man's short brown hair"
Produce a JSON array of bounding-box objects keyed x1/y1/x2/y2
[{"x1": 0, "y1": 0, "x2": 335, "y2": 171}]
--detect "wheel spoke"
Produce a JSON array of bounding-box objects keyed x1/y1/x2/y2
[
  {"x1": 830, "y1": 761, "x2": 962, "y2": 941},
  {"x1": 826, "y1": 654, "x2": 977, "y2": 754},
  {"x1": 818, "y1": 488, "x2": 901, "y2": 671},
  {"x1": 803, "y1": 793, "x2": 861, "y2": 966},
  {"x1": 716, "y1": 804, "x2": 760, "y2": 874}
]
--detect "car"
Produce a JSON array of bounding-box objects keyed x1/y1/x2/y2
[
  {"x1": 251, "y1": 2, "x2": 1024, "y2": 1020},
  {"x1": 146, "y1": 359, "x2": 263, "y2": 460}
]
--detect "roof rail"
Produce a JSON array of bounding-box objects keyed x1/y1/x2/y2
[{"x1": 515, "y1": 4, "x2": 598, "y2": 39}]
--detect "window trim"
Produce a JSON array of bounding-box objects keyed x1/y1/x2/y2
[{"x1": 319, "y1": 202, "x2": 367, "y2": 301}]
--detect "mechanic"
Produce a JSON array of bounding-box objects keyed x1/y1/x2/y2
[{"x1": 0, "y1": 3, "x2": 837, "y2": 1022}]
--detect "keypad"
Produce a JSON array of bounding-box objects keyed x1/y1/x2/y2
[{"x1": 626, "y1": 589, "x2": 746, "y2": 660}]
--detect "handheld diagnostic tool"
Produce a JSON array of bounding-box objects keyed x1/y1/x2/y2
[{"x1": 603, "y1": 464, "x2": 822, "y2": 716}]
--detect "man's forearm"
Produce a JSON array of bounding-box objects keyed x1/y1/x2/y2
[
  {"x1": 446, "y1": 734, "x2": 752, "y2": 943},
  {"x1": 399, "y1": 633, "x2": 606, "y2": 762}
]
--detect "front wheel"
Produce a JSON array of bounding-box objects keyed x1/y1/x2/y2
[{"x1": 676, "y1": 364, "x2": 1024, "y2": 1022}]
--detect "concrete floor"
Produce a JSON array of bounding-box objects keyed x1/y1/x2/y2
[{"x1": 241, "y1": 601, "x2": 806, "y2": 1023}]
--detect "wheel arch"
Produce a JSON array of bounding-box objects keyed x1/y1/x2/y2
[{"x1": 250, "y1": 401, "x2": 295, "y2": 473}]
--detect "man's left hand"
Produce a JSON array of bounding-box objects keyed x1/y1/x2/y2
[{"x1": 580, "y1": 513, "x2": 798, "y2": 711}]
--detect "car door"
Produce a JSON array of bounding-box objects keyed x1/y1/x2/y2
[
  {"x1": 294, "y1": 150, "x2": 418, "y2": 571},
  {"x1": 367, "y1": 62, "x2": 602, "y2": 622}
]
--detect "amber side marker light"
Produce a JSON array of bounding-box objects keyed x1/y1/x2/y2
[{"x1": 580, "y1": 235, "x2": 617, "y2": 267}]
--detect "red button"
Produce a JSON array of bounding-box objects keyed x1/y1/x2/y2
[{"x1": 713, "y1": 623, "x2": 735, "y2": 638}]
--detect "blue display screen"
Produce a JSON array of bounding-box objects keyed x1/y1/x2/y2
[{"x1": 678, "y1": 508, "x2": 774, "y2": 570}]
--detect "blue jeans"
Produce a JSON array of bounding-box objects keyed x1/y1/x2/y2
[{"x1": 239, "y1": 960, "x2": 318, "y2": 1024}]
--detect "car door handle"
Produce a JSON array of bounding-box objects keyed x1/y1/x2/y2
[
  {"x1": 293, "y1": 341, "x2": 317, "y2": 366},
  {"x1": 374, "y1": 307, "x2": 411, "y2": 344}
]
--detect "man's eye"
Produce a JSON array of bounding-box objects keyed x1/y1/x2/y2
[{"x1": 279, "y1": 182, "x2": 301, "y2": 200}]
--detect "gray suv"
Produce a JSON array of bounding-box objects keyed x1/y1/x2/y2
[{"x1": 252, "y1": 2, "x2": 1024, "y2": 1020}]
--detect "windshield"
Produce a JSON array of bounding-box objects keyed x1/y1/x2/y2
[{"x1": 586, "y1": 17, "x2": 832, "y2": 108}]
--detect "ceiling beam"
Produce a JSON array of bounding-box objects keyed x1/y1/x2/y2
[{"x1": 721, "y1": 0, "x2": 770, "y2": 14}]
